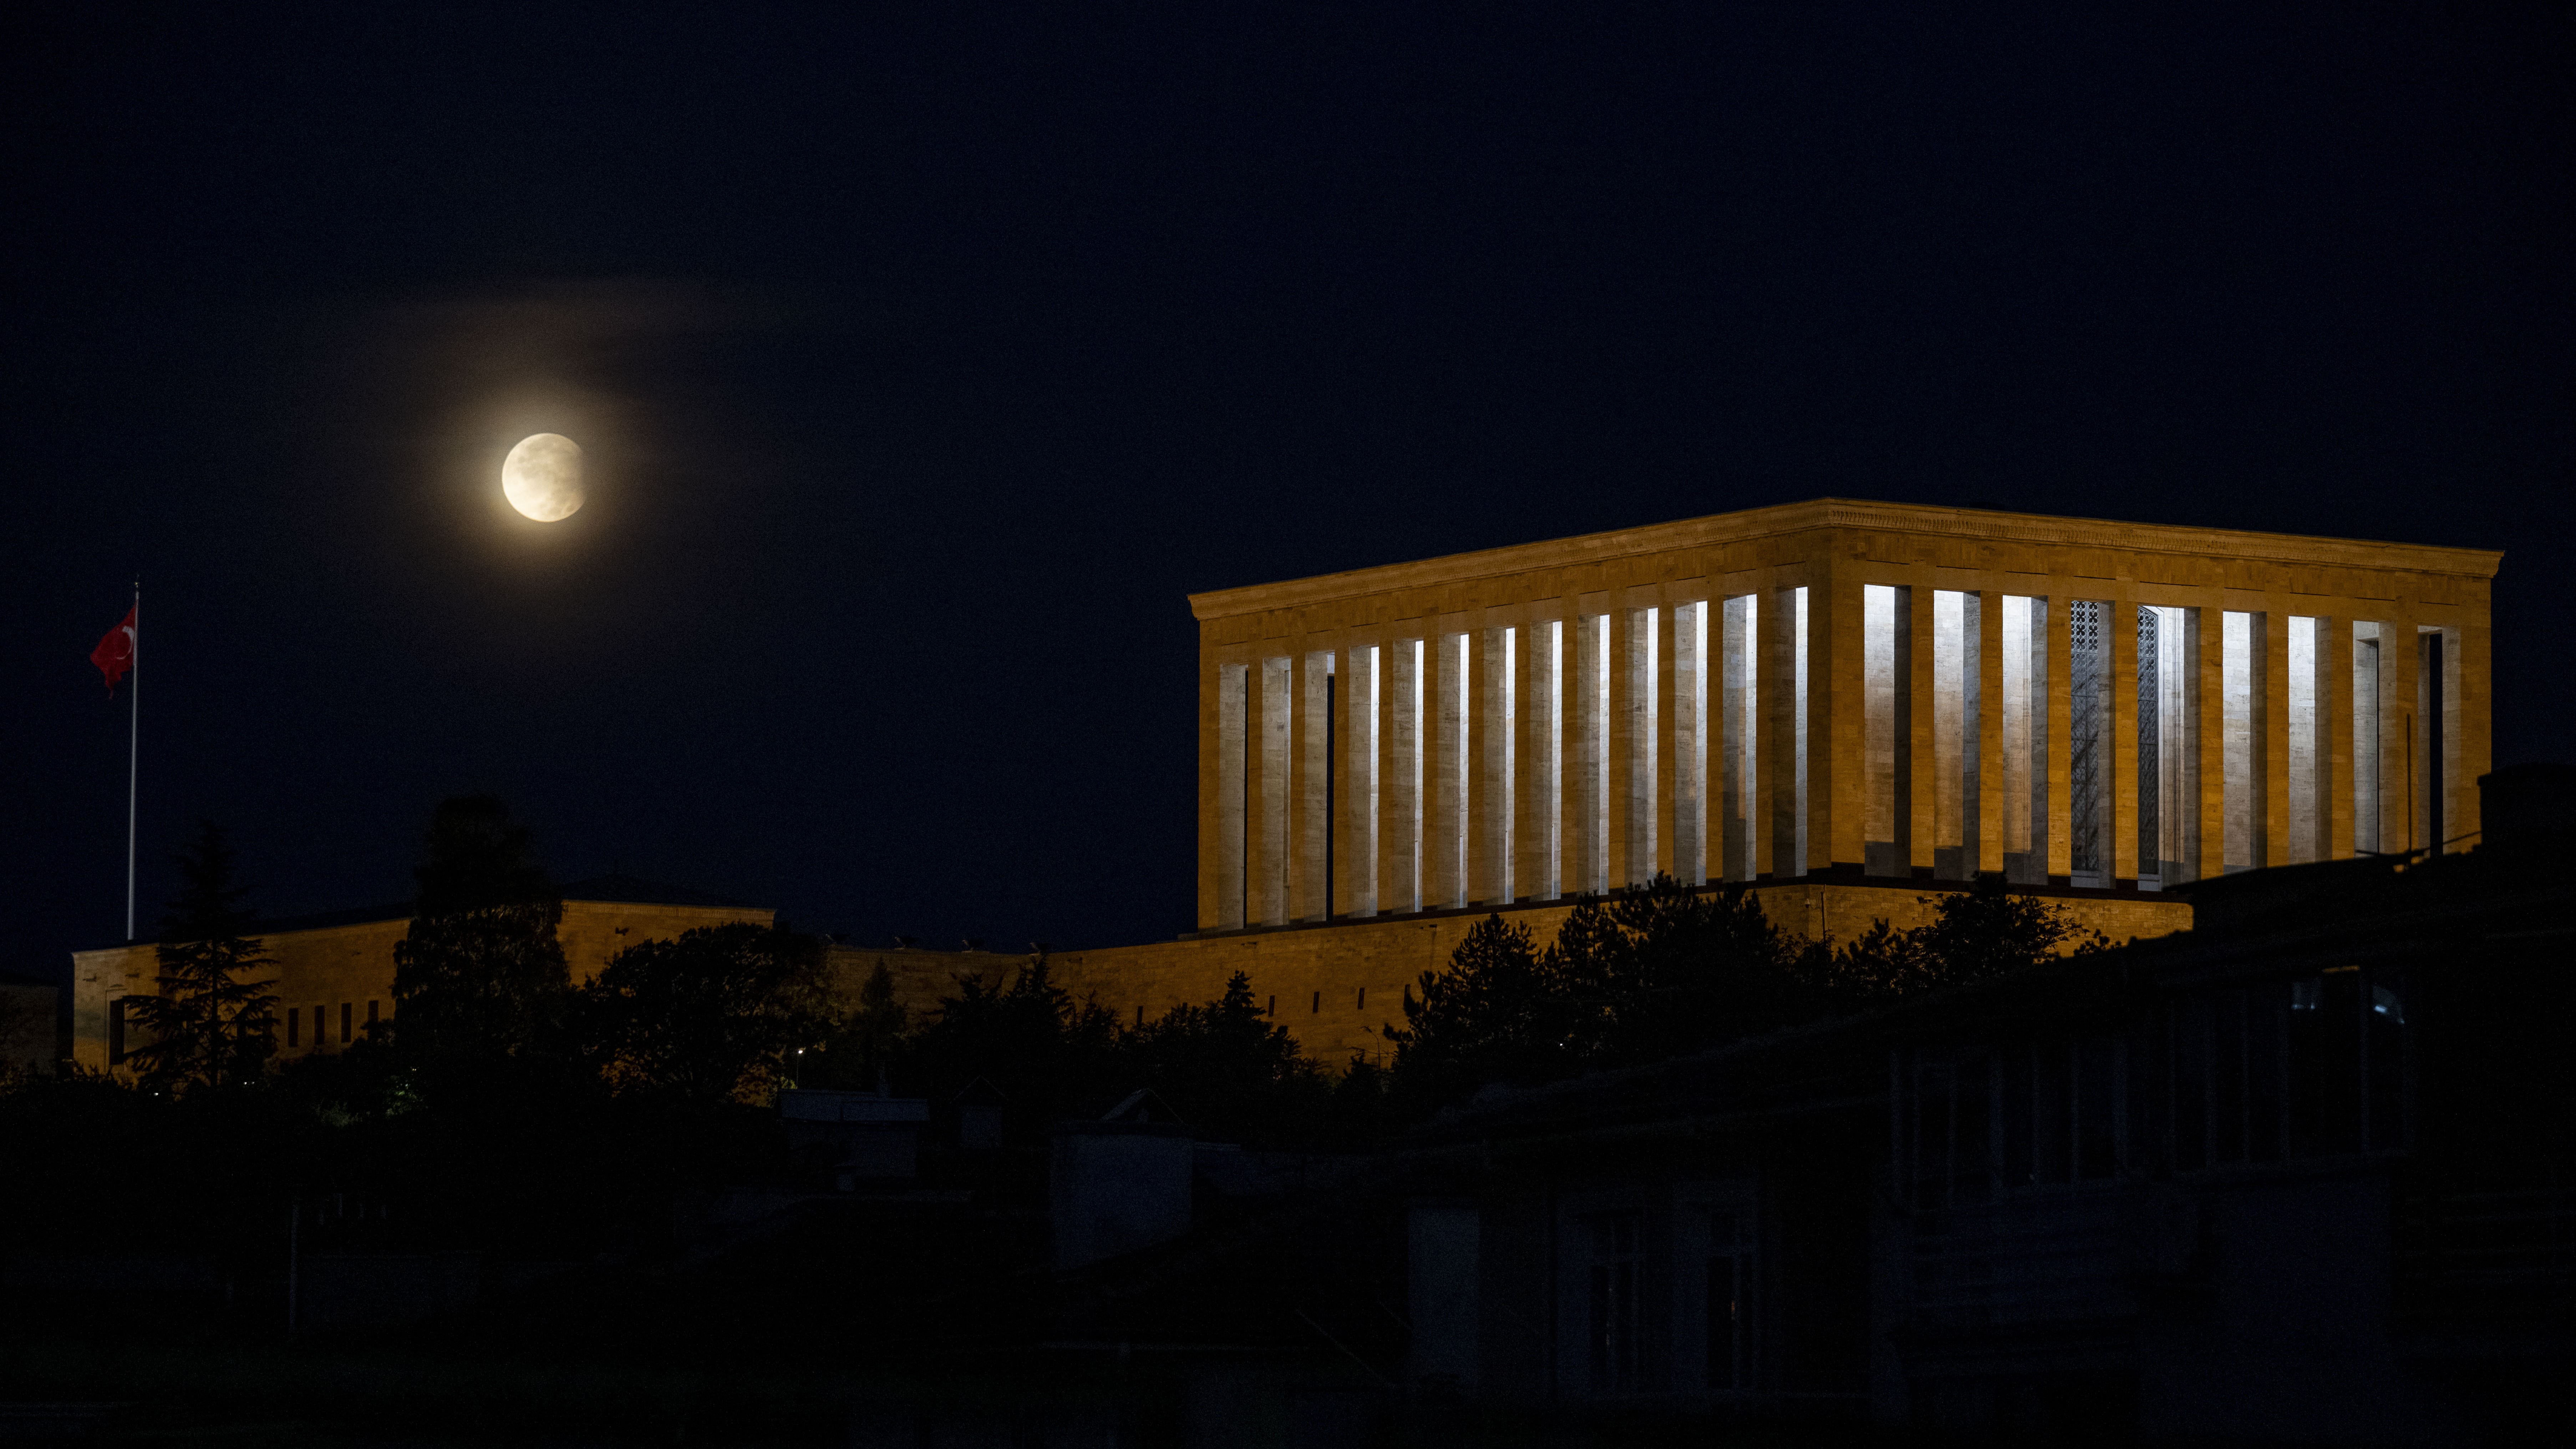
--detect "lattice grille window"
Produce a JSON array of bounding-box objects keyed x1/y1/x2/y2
[{"x1": 2069, "y1": 601, "x2": 2107, "y2": 883}]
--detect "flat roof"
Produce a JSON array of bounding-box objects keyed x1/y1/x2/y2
[
  {"x1": 1188, "y1": 497, "x2": 2505, "y2": 621},
  {"x1": 72, "y1": 874, "x2": 762, "y2": 953}
]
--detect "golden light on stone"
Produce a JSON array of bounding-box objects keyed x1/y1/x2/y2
[{"x1": 501, "y1": 432, "x2": 584, "y2": 521}]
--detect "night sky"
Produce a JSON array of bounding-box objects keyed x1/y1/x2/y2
[{"x1": 5, "y1": 7, "x2": 2570, "y2": 990}]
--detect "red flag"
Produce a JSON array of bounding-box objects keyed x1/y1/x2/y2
[{"x1": 91, "y1": 605, "x2": 135, "y2": 696}]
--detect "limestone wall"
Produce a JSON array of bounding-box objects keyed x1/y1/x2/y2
[
  {"x1": 849, "y1": 884, "x2": 2190, "y2": 1066},
  {"x1": 70, "y1": 898, "x2": 773, "y2": 1074}
]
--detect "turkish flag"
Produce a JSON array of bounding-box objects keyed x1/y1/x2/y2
[{"x1": 91, "y1": 605, "x2": 135, "y2": 696}]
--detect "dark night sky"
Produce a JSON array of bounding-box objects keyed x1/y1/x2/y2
[{"x1": 4, "y1": 7, "x2": 2570, "y2": 988}]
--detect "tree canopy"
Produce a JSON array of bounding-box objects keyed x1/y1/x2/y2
[
  {"x1": 390, "y1": 795, "x2": 570, "y2": 1062},
  {"x1": 1389, "y1": 873, "x2": 2113, "y2": 1108},
  {"x1": 124, "y1": 822, "x2": 278, "y2": 1095},
  {"x1": 576, "y1": 923, "x2": 833, "y2": 1104}
]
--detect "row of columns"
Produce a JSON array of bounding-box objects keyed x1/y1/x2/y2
[{"x1": 1207, "y1": 579, "x2": 2471, "y2": 932}]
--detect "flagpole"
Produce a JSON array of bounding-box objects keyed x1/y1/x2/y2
[{"x1": 126, "y1": 578, "x2": 138, "y2": 942}]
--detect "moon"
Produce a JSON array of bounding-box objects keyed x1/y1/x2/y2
[{"x1": 502, "y1": 433, "x2": 584, "y2": 521}]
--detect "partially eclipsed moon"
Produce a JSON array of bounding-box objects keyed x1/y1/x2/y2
[{"x1": 502, "y1": 433, "x2": 584, "y2": 521}]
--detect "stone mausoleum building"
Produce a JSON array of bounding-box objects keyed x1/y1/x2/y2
[
  {"x1": 71, "y1": 500, "x2": 2500, "y2": 1077},
  {"x1": 1027, "y1": 498, "x2": 2498, "y2": 1062}
]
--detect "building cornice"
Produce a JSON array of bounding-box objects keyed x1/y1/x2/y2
[{"x1": 1186, "y1": 498, "x2": 2505, "y2": 621}]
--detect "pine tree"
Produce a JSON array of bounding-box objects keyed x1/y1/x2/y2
[{"x1": 125, "y1": 822, "x2": 278, "y2": 1094}]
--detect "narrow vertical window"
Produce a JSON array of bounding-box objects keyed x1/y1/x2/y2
[
  {"x1": 285, "y1": 1002, "x2": 297, "y2": 1049},
  {"x1": 1217, "y1": 663, "x2": 1248, "y2": 929},
  {"x1": 1493, "y1": 626, "x2": 1517, "y2": 903},
  {"x1": 1321, "y1": 657, "x2": 1336, "y2": 921},
  {"x1": 1586, "y1": 1212, "x2": 1642, "y2": 1395},
  {"x1": 2352, "y1": 624, "x2": 2381, "y2": 854},
  {"x1": 1789, "y1": 586, "x2": 1809, "y2": 876},
  {"x1": 1703, "y1": 1205, "x2": 1755, "y2": 1393},
  {"x1": 1349, "y1": 645, "x2": 1380, "y2": 916},
  {"x1": 2069, "y1": 600, "x2": 2109, "y2": 887},
  {"x1": 1411, "y1": 639, "x2": 1426, "y2": 908}
]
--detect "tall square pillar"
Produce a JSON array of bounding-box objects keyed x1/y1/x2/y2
[
  {"x1": 1976, "y1": 591, "x2": 2006, "y2": 875},
  {"x1": 2044, "y1": 596, "x2": 2074, "y2": 881},
  {"x1": 1467, "y1": 625, "x2": 1516, "y2": 905},
  {"x1": 1336, "y1": 636, "x2": 1379, "y2": 918},
  {"x1": 1823, "y1": 570, "x2": 1865, "y2": 873},
  {"x1": 1907, "y1": 578, "x2": 1936, "y2": 875},
  {"x1": 1380, "y1": 627, "x2": 1424, "y2": 914},
  {"x1": 1290, "y1": 648, "x2": 1334, "y2": 921},
  {"x1": 1249, "y1": 653, "x2": 1293, "y2": 925}
]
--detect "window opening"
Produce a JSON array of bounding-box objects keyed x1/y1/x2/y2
[
  {"x1": 1586, "y1": 1212, "x2": 1642, "y2": 1395},
  {"x1": 2353, "y1": 625, "x2": 2381, "y2": 853}
]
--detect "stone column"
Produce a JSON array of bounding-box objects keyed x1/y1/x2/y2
[
  {"x1": 1249, "y1": 652, "x2": 1293, "y2": 925},
  {"x1": 1977, "y1": 590, "x2": 2006, "y2": 876},
  {"x1": 1569, "y1": 604, "x2": 1606, "y2": 897},
  {"x1": 1337, "y1": 634, "x2": 1378, "y2": 919},
  {"x1": 2379, "y1": 607, "x2": 2414, "y2": 854},
  {"x1": 1825, "y1": 567, "x2": 1867, "y2": 873},
  {"x1": 1654, "y1": 600, "x2": 1683, "y2": 883},
  {"x1": 1608, "y1": 602, "x2": 1656, "y2": 888},
  {"x1": 2457, "y1": 606, "x2": 2491, "y2": 853},
  {"x1": 1760, "y1": 583, "x2": 1798, "y2": 878},
  {"x1": 1517, "y1": 612, "x2": 1564, "y2": 902},
  {"x1": 1290, "y1": 647, "x2": 1334, "y2": 921},
  {"x1": 1431, "y1": 625, "x2": 1469, "y2": 908},
  {"x1": 1907, "y1": 578, "x2": 1935, "y2": 877},
  {"x1": 1470, "y1": 622, "x2": 1515, "y2": 905},
  {"x1": 1202, "y1": 640, "x2": 1241, "y2": 932},
  {"x1": 2045, "y1": 594, "x2": 2074, "y2": 881},
  {"x1": 2263, "y1": 610, "x2": 2292, "y2": 868},
  {"x1": 1381, "y1": 626, "x2": 1424, "y2": 915},
  {"x1": 2190, "y1": 606, "x2": 2223, "y2": 883}
]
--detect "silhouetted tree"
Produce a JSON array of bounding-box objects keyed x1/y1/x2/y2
[
  {"x1": 804, "y1": 961, "x2": 908, "y2": 1092},
  {"x1": 1826, "y1": 874, "x2": 2110, "y2": 1002},
  {"x1": 124, "y1": 822, "x2": 278, "y2": 1094},
  {"x1": 576, "y1": 923, "x2": 833, "y2": 1104},
  {"x1": 1122, "y1": 972, "x2": 1325, "y2": 1140},
  {"x1": 1384, "y1": 912, "x2": 1590, "y2": 1107},
  {"x1": 390, "y1": 795, "x2": 570, "y2": 1061},
  {"x1": 1580, "y1": 875, "x2": 1832, "y2": 1064},
  {"x1": 909, "y1": 954, "x2": 1122, "y2": 1135}
]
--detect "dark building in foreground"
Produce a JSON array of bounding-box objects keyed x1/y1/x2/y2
[{"x1": 1375, "y1": 828, "x2": 2573, "y2": 1439}]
